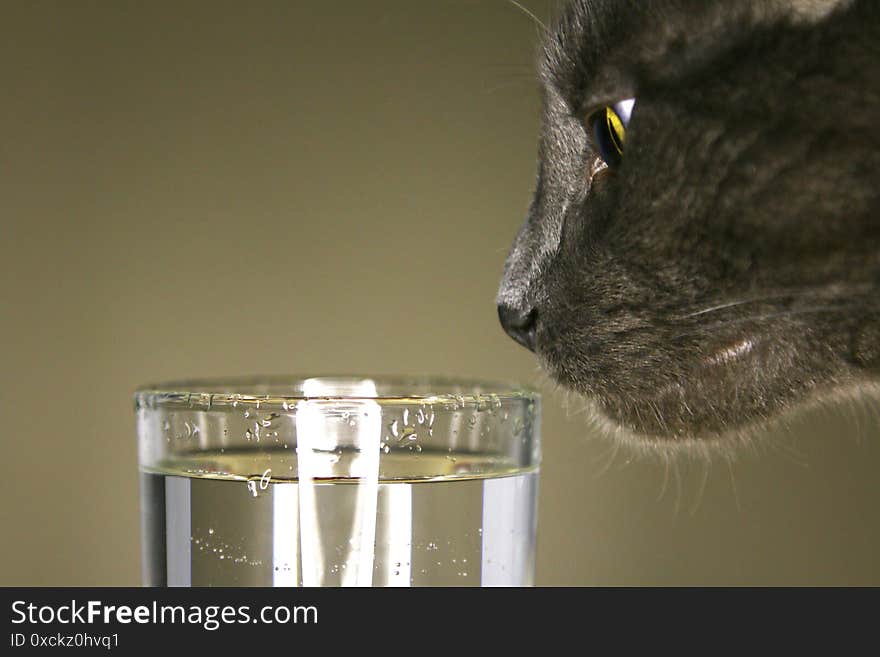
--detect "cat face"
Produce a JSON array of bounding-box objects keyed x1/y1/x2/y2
[{"x1": 497, "y1": 0, "x2": 880, "y2": 447}]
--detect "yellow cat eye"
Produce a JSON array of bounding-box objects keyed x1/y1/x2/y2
[{"x1": 588, "y1": 98, "x2": 635, "y2": 168}]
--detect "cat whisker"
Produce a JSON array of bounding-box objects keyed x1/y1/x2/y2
[
  {"x1": 594, "y1": 438, "x2": 622, "y2": 478},
  {"x1": 671, "y1": 460, "x2": 683, "y2": 517},
  {"x1": 581, "y1": 300, "x2": 875, "y2": 345},
  {"x1": 676, "y1": 282, "x2": 877, "y2": 321},
  {"x1": 698, "y1": 303, "x2": 872, "y2": 332},
  {"x1": 725, "y1": 459, "x2": 741, "y2": 513},
  {"x1": 688, "y1": 459, "x2": 711, "y2": 516},
  {"x1": 677, "y1": 296, "x2": 785, "y2": 319},
  {"x1": 663, "y1": 303, "x2": 868, "y2": 342},
  {"x1": 504, "y1": 0, "x2": 549, "y2": 34},
  {"x1": 657, "y1": 458, "x2": 671, "y2": 502}
]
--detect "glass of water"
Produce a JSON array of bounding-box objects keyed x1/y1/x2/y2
[{"x1": 135, "y1": 376, "x2": 540, "y2": 587}]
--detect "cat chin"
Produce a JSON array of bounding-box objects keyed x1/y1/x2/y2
[{"x1": 549, "y1": 375, "x2": 880, "y2": 463}]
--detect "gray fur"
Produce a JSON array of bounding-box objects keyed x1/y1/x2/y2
[{"x1": 497, "y1": 0, "x2": 880, "y2": 446}]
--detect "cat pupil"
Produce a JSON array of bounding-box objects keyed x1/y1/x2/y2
[
  {"x1": 605, "y1": 108, "x2": 625, "y2": 152},
  {"x1": 588, "y1": 99, "x2": 635, "y2": 169}
]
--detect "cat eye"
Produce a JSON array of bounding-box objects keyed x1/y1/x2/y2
[{"x1": 587, "y1": 99, "x2": 635, "y2": 168}]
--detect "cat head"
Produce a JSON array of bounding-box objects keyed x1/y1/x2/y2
[{"x1": 497, "y1": 0, "x2": 880, "y2": 449}]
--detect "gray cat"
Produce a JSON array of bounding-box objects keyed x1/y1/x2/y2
[{"x1": 497, "y1": 0, "x2": 880, "y2": 451}]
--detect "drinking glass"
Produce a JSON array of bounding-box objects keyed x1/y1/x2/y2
[{"x1": 135, "y1": 376, "x2": 540, "y2": 586}]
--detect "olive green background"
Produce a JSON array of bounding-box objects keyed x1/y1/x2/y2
[{"x1": 2, "y1": 0, "x2": 878, "y2": 586}]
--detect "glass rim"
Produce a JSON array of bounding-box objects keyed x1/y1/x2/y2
[{"x1": 134, "y1": 374, "x2": 540, "y2": 410}]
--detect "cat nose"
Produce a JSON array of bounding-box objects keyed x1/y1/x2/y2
[{"x1": 498, "y1": 303, "x2": 537, "y2": 352}]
